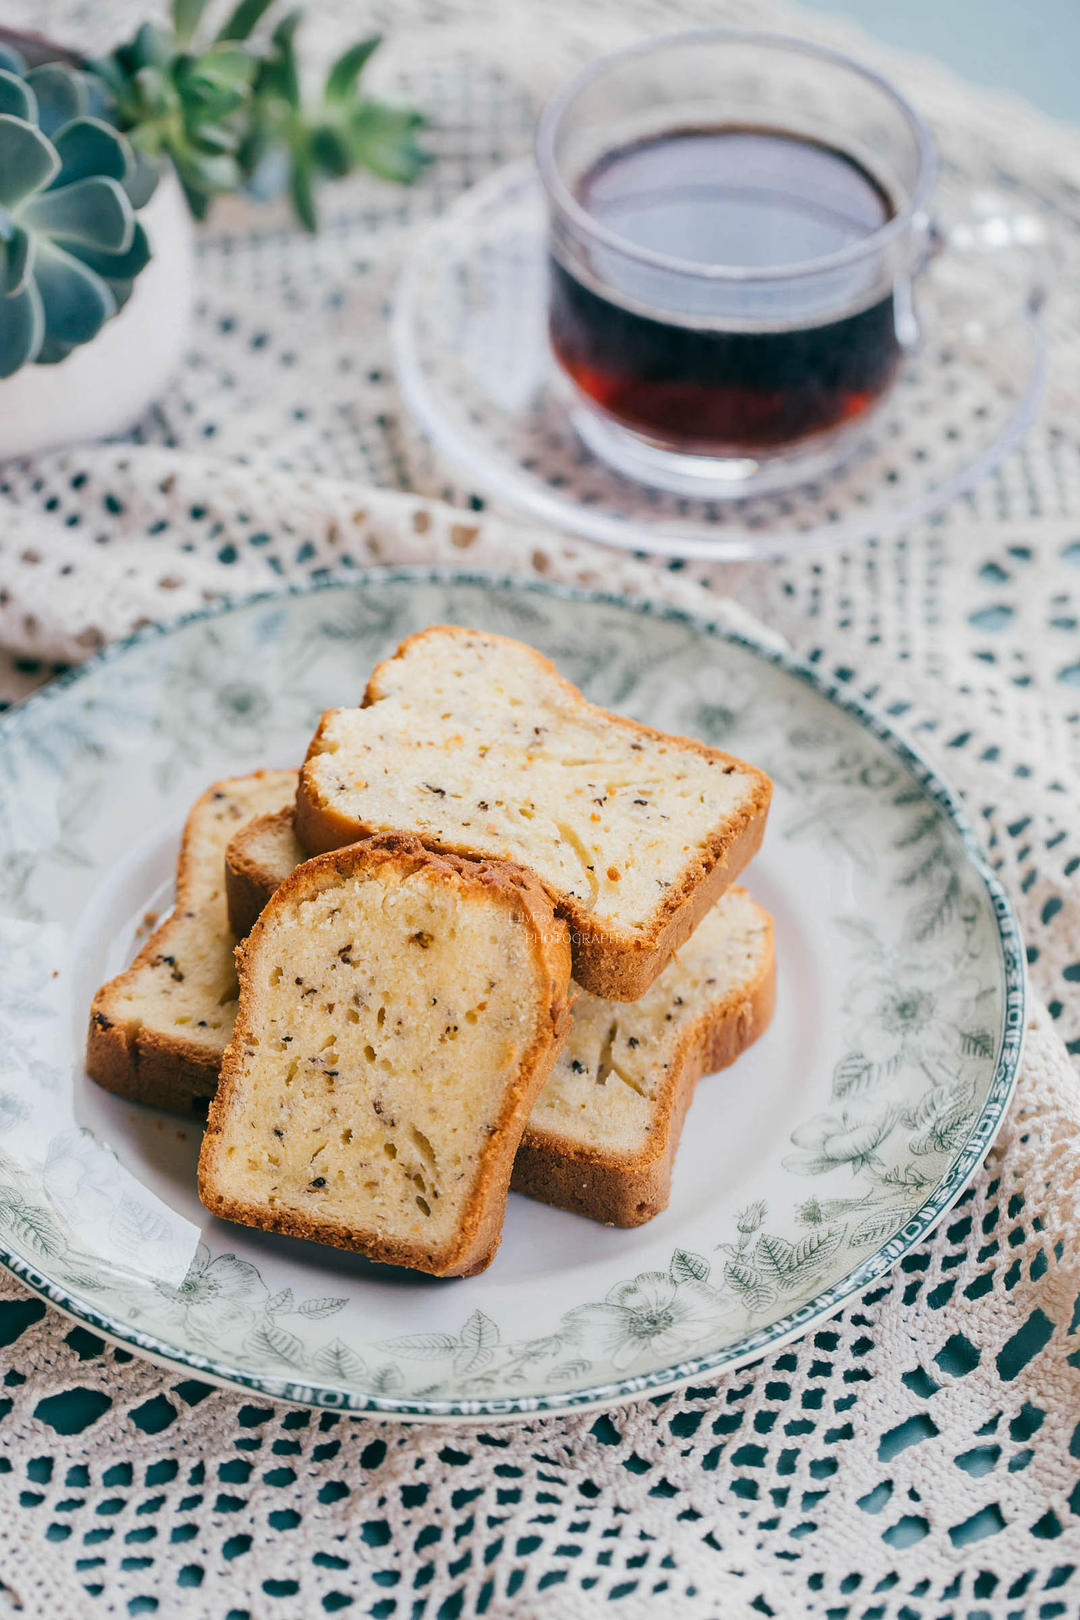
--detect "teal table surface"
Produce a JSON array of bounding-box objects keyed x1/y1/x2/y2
[{"x1": 801, "y1": 0, "x2": 1079, "y2": 123}]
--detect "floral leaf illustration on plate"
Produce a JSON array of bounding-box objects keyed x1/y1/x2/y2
[
  {"x1": 960, "y1": 1029, "x2": 995, "y2": 1060},
  {"x1": 784, "y1": 1107, "x2": 902, "y2": 1177},
  {"x1": 109, "y1": 1193, "x2": 176, "y2": 1249},
  {"x1": 833, "y1": 915, "x2": 888, "y2": 959},
  {"x1": 379, "y1": 1308, "x2": 502, "y2": 1375},
  {"x1": 792, "y1": 1227, "x2": 844, "y2": 1269},
  {"x1": 297, "y1": 1295, "x2": 347, "y2": 1319},
  {"x1": 670, "y1": 1248, "x2": 710, "y2": 1283},
  {"x1": 892, "y1": 806, "x2": 965, "y2": 948},
  {"x1": 548, "y1": 1359, "x2": 592, "y2": 1383},
  {"x1": 735, "y1": 1202, "x2": 766, "y2": 1236},
  {"x1": 562, "y1": 1267, "x2": 722, "y2": 1371},
  {"x1": 904, "y1": 872, "x2": 961, "y2": 943},
  {"x1": 0, "y1": 1094, "x2": 29, "y2": 1132},
  {"x1": 831, "y1": 935, "x2": 987, "y2": 1119},
  {"x1": 454, "y1": 1309, "x2": 500, "y2": 1375},
  {"x1": 893, "y1": 812, "x2": 942, "y2": 851},
  {"x1": 719, "y1": 1218, "x2": 846, "y2": 1306},
  {"x1": 782, "y1": 794, "x2": 880, "y2": 875},
  {"x1": 249, "y1": 1320, "x2": 305, "y2": 1366},
  {"x1": 313, "y1": 1338, "x2": 367, "y2": 1381},
  {"x1": 832, "y1": 1052, "x2": 878, "y2": 1099},
  {"x1": 723, "y1": 1255, "x2": 775, "y2": 1312},
  {"x1": 848, "y1": 1205, "x2": 911, "y2": 1248},
  {"x1": 880, "y1": 1165, "x2": 929, "y2": 1193},
  {"x1": 0, "y1": 1191, "x2": 65, "y2": 1257},
  {"x1": 754, "y1": 1232, "x2": 798, "y2": 1281},
  {"x1": 152, "y1": 1246, "x2": 268, "y2": 1343},
  {"x1": 377, "y1": 1330, "x2": 458, "y2": 1361},
  {"x1": 902, "y1": 1079, "x2": 977, "y2": 1156}
]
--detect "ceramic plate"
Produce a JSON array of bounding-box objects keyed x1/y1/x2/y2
[{"x1": 0, "y1": 573, "x2": 1024, "y2": 1419}]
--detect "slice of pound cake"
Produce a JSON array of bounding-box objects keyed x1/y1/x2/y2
[
  {"x1": 512, "y1": 888, "x2": 774, "y2": 1225},
  {"x1": 198, "y1": 834, "x2": 573, "y2": 1276},
  {"x1": 86, "y1": 770, "x2": 297, "y2": 1111},
  {"x1": 295, "y1": 626, "x2": 772, "y2": 1001},
  {"x1": 227, "y1": 811, "x2": 775, "y2": 1226},
  {"x1": 226, "y1": 806, "x2": 306, "y2": 939}
]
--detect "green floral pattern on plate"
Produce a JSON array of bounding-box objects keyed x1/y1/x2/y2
[{"x1": 0, "y1": 574, "x2": 1024, "y2": 1417}]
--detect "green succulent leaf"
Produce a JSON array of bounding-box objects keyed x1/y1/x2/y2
[
  {"x1": 324, "y1": 37, "x2": 381, "y2": 104},
  {"x1": 22, "y1": 176, "x2": 135, "y2": 255},
  {"x1": 124, "y1": 150, "x2": 159, "y2": 209},
  {"x1": 130, "y1": 23, "x2": 174, "y2": 74},
  {"x1": 53, "y1": 116, "x2": 133, "y2": 186},
  {"x1": 35, "y1": 331, "x2": 76, "y2": 365},
  {"x1": 0, "y1": 116, "x2": 61, "y2": 209},
  {"x1": 172, "y1": 0, "x2": 210, "y2": 45},
  {"x1": 180, "y1": 43, "x2": 256, "y2": 99},
  {"x1": 182, "y1": 121, "x2": 239, "y2": 156},
  {"x1": 0, "y1": 52, "x2": 159, "y2": 372},
  {"x1": 32, "y1": 240, "x2": 116, "y2": 344},
  {"x1": 0, "y1": 277, "x2": 44, "y2": 375},
  {"x1": 175, "y1": 178, "x2": 208, "y2": 219},
  {"x1": 105, "y1": 279, "x2": 136, "y2": 314},
  {"x1": 0, "y1": 46, "x2": 27, "y2": 77},
  {"x1": 180, "y1": 148, "x2": 242, "y2": 195},
  {"x1": 81, "y1": 73, "x2": 114, "y2": 125},
  {"x1": 24, "y1": 64, "x2": 88, "y2": 139},
  {"x1": 264, "y1": 12, "x2": 303, "y2": 110},
  {"x1": 74, "y1": 219, "x2": 152, "y2": 286},
  {"x1": 37, "y1": 1, "x2": 424, "y2": 235},
  {"x1": 216, "y1": 0, "x2": 277, "y2": 43},
  {"x1": 1, "y1": 225, "x2": 33, "y2": 296},
  {"x1": 288, "y1": 148, "x2": 317, "y2": 232},
  {"x1": 129, "y1": 64, "x2": 174, "y2": 127},
  {"x1": 0, "y1": 67, "x2": 35, "y2": 123},
  {"x1": 346, "y1": 101, "x2": 427, "y2": 184},
  {"x1": 85, "y1": 52, "x2": 126, "y2": 99},
  {"x1": 308, "y1": 123, "x2": 351, "y2": 179}
]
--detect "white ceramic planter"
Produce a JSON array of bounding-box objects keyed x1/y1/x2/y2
[{"x1": 0, "y1": 170, "x2": 194, "y2": 461}]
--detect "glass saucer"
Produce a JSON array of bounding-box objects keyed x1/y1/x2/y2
[{"x1": 391, "y1": 161, "x2": 1047, "y2": 561}]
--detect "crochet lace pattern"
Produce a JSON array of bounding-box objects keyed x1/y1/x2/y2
[{"x1": 1, "y1": 1, "x2": 1079, "y2": 1614}]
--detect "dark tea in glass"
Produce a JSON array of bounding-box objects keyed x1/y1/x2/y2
[
  {"x1": 536, "y1": 30, "x2": 936, "y2": 492},
  {"x1": 548, "y1": 127, "x2": 902, "y2": 455}
]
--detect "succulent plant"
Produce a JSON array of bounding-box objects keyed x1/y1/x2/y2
[
  {"x1": 89, "y1": 13, "x2": 259, "y2": 221},
  {"x1": 0, "y1": 45, "x2": 157, "y2": 377},
  {"x1": 0, "y1": 5, "x2": 425, "y2": 379},
  {"x1": 91, "y1": 0, "x2": 427, "y2": 229},
  {"x1": 242, "y1": 15, "x2": 427, "y2": 231}
]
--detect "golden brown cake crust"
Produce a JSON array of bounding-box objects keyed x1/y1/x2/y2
[
  {"x1": 510, "y1": 916, "x2": 775, "y2": 1226},
  {"x1": 85, "y1": 1018, "x2": 217, "y2": 1114},
  {"x1": 198, "y1": 832, "x2": 573, "y2": 1277},
  {"x1": 294, "y1": 625, "x2": 772, "y2": 1002},
  {"x1": 85, "y1": 770, "x2": 297, "y2": 1112},
  {"x1": 225, "y1": 807, "x2": 300, "y2": 939}
]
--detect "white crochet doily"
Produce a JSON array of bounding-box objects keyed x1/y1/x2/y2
[{"x1": 2, "y1": 2, "x2": 1080, "y2": 1616}]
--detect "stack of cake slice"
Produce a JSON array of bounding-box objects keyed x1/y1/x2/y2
[{"x1": 88, "y1": 626, "x2": 775, "y2": 1276}]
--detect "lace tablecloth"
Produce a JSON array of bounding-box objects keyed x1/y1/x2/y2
[{"x1": 2, "y1": 1, "x2": 1080, "y2": 1615}]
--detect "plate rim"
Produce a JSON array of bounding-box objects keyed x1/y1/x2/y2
[
  {"x1": 0, "y1": 567, "x2": 1027, "y2": 1420},
  {"x1": 390, "y1": 157, "x2": 1048, "y2": 561}
]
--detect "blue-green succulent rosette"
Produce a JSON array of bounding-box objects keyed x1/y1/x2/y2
[{"x1": 0, "y1": 45, "x2": 157, "y2": 378}]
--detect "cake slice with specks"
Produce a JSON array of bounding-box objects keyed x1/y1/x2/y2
[
  {"x1": 86, "y1": 770, "x2": 298, "y2": 1112},
  {"x1": 227, "y1": 808, "x2": 775, "y2": 1227},
  {"x1": 296, "y1": 626, "x2": 772, "y2": 1001},
  {"x1": 198, "y1": 834, "x2": 573, "y2": 1275}
]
